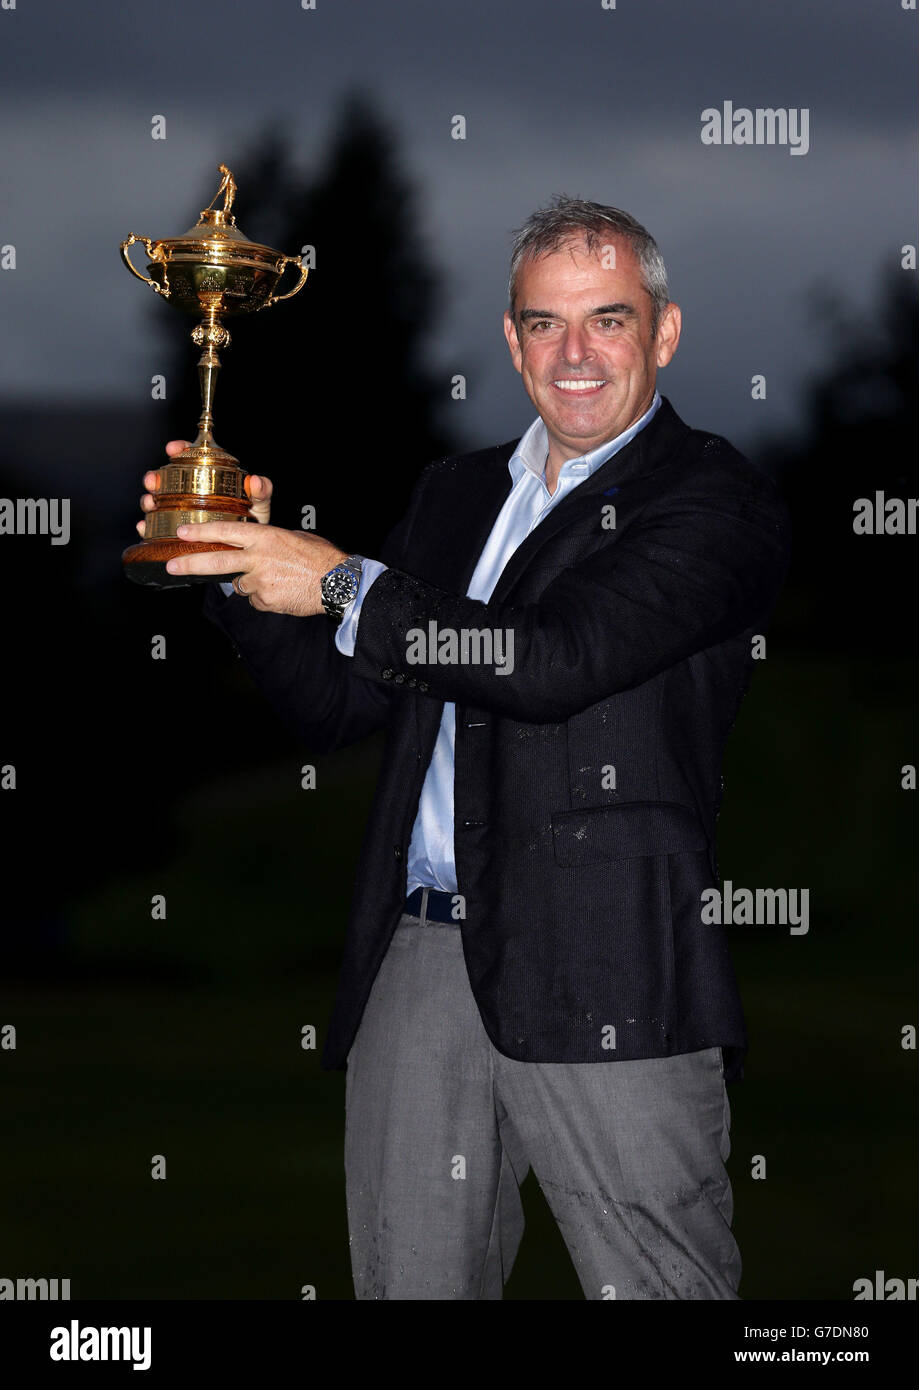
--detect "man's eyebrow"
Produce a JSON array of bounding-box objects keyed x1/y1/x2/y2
[
  {"x1": 591, "y1": 302, "x2": 637, "y2": 317},
  {"x1": 518, "y1": 302, "x2": 637, "y2": 323}
]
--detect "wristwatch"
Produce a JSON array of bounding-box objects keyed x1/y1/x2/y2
[{"x1": 320, "y1": 554, "x2": 364, "y2": 623}]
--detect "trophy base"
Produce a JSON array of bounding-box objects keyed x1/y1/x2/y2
[
  {"x1": 124, "y1": 439, "x2": 253, "y2": 587},
  {"x1": 122, "y1": 538, "x2": 244, "y2": 589}
]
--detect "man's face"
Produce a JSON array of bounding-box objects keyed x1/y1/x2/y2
[{"x1": 503, "y1": 235, "x2": 681, "y2": 464}]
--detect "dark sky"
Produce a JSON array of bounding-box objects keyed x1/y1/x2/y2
[{"x1": 1, "y1": 0, "x2": 916, "y2": 452}]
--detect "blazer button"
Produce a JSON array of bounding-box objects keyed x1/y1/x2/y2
[
  {"x1": 393, "y1": 846, "x2": 403, "y2": 859},
  {"x1": 394, "y1": 673, "x2": 405, "y2": 683},
  {"x1": 418, "y1": 681, "x2": 429, "y2": 692},
  {"x1": 381, "y1": 668, "x2": 394, "y2": 680},
  {"x1": 406, "y1": 677, "x2": 417, "y2": 688}
]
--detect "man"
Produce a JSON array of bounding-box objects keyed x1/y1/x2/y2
[{"x1": 138, "y1": 197, "x2": 791, "y2": 1300}]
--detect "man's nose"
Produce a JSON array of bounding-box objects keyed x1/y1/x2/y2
[{"x1": 560, "y1": 328, "x2": 593, "y2": 365}]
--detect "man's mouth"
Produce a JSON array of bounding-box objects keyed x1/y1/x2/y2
[{"x1": 552, "y1": 379, "x2": 606, "y2": 393}]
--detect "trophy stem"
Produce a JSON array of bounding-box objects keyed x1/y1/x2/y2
[
  {"x1": 191, "y1": 310, "x2": 231, "y2": 450},
  {"x1": 196, "y1": 344, "x2": 220, "y2": 443}
]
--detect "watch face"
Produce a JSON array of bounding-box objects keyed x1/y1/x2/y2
[{"x1": 324, "y1": 566, "x2": 359, "y2": 605}]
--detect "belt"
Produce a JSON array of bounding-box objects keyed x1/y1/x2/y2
[{"x1": 403, "y1": 887, "x2": 460, "y2": 925}]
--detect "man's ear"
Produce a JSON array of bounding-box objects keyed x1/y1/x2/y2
[
  {"x1": 503, "y1": 310, "x2": 523, "y2": 374},
  {"x1": 655, "y1": 302, "x2": 682, "y2": 369}
]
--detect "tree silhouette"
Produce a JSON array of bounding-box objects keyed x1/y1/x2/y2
[{"x1": 765, "y1": 268, "x2": 919, "y2": 655}]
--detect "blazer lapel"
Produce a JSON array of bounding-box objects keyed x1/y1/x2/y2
[{"x1": 423, "y1": 441, "x2": 517, "y2": 593}]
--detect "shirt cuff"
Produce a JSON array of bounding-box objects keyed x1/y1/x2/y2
[{"x1": 334, "y1": 559, "x2": 388, "y2": 656}]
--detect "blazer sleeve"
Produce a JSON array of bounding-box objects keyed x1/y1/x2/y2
[
  {"x1": 201, "y1": 465, "x2": 433, "y2": 753},
  {"x1": 347, "y1": 459, "x2": 792, "y2": 724}
]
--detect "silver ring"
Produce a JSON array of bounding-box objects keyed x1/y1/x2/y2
[{"x1": 233, "y1": 574, "x2": 247, "y2": 597}]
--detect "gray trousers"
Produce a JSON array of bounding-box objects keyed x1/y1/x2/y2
[{"x1": 344, "y1": 897, "x2": 741, "y2": 1300}]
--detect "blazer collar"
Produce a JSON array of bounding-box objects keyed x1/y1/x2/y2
[{"x1": 501, "y1": 393, "x2": 688, "y2": 491}]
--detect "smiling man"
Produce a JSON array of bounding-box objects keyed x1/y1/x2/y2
[
  {"x1": 139, "y1": 196, "x2": 791, "y2": 1300},
  {"x1": 504, "y1": 227, "x2": 679, "y2": 493}
]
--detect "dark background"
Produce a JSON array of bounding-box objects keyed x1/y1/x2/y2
[{"x1": 0, "y1": 0, "x2": 917, "y2": 1299}]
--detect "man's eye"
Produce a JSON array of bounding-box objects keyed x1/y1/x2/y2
[
  {"x1": 596, "y1": 318, "x2": 621, "y2": 330},
  {"x1": 530, "y1": 321, "x2": 555, "y2": 332}
]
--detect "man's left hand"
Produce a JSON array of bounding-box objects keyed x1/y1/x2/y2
[{"x1": 166, "y1": 521, "x2": 349, "y2": 616}]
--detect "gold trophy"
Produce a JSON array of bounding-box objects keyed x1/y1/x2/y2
[{"x1": 120, "y1": 164, "x2": 308, "y2": 586}]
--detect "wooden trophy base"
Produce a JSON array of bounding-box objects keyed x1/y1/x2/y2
[{"x1": 122, "y1": 536, "x2": 245, "y2": 588}]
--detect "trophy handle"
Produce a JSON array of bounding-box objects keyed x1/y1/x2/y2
[
  {"x1": 262, "y1": 255, "x2": 308, "y2": 308},
  {"x1": 120, "y1": 235, "x2": 167, "y2": 295}
]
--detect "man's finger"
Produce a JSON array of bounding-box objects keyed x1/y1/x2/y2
[
  {"x1": 136, "y1": 519, "x2": 146, "y2": 537},
  {"x1": 175, "y1": 521, "x2": 257, "y2": 547},
  {"x1": 165, "y1": 547, "x2": 255, "y2": 578},
  {"x1": 165, "y1": 440, "x2": 193, "y2": 456}
]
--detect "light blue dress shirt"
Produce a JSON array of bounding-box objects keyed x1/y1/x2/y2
[{"x1": 334, "y1": 390, "x2": 661, "y2": 896}]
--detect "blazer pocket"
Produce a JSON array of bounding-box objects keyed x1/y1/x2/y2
[{"x1": 551, "y1": 800, "x2": 709, "y2": 866}]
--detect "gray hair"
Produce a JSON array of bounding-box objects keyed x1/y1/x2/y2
[{"x1": 507, "y1": 195, "x2": 670, "y2": 335}]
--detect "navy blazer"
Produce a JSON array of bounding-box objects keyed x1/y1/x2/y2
[{"x1": 204, "y1": 397, "x2": 791, "y2": 1082}]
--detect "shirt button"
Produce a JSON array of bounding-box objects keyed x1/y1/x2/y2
[{"x1": 381, "y1": 668, "x2": 394, "y2": 679}]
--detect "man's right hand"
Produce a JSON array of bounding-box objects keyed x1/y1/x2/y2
[{"x1": 135, "y1": 440, "x2": 275, "y2": 535}]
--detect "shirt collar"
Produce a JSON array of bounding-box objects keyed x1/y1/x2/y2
[{"x1": 509, "y1": 389, "x2": 662, "y2": 486}]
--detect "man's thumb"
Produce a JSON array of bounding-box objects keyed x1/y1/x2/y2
[{"x1": 246, "y1": 474, "x2": 273, "y2": 523}]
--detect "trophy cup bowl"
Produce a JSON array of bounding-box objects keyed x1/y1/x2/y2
[{"x1": 120, "y1": 165, "x2": 308, "y2": 586}]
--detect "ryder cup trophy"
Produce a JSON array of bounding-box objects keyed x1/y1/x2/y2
[{"x1": 119, "y1": 164, "x2": 308, "y2": 586}]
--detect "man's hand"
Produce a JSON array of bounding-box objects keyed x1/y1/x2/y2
[
  {"x1": 137, "y1": 440, "x2": 349, "y2": 616},
  {"x1": 171, "y1": 520, "x2": 347, "y2": 615}
]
